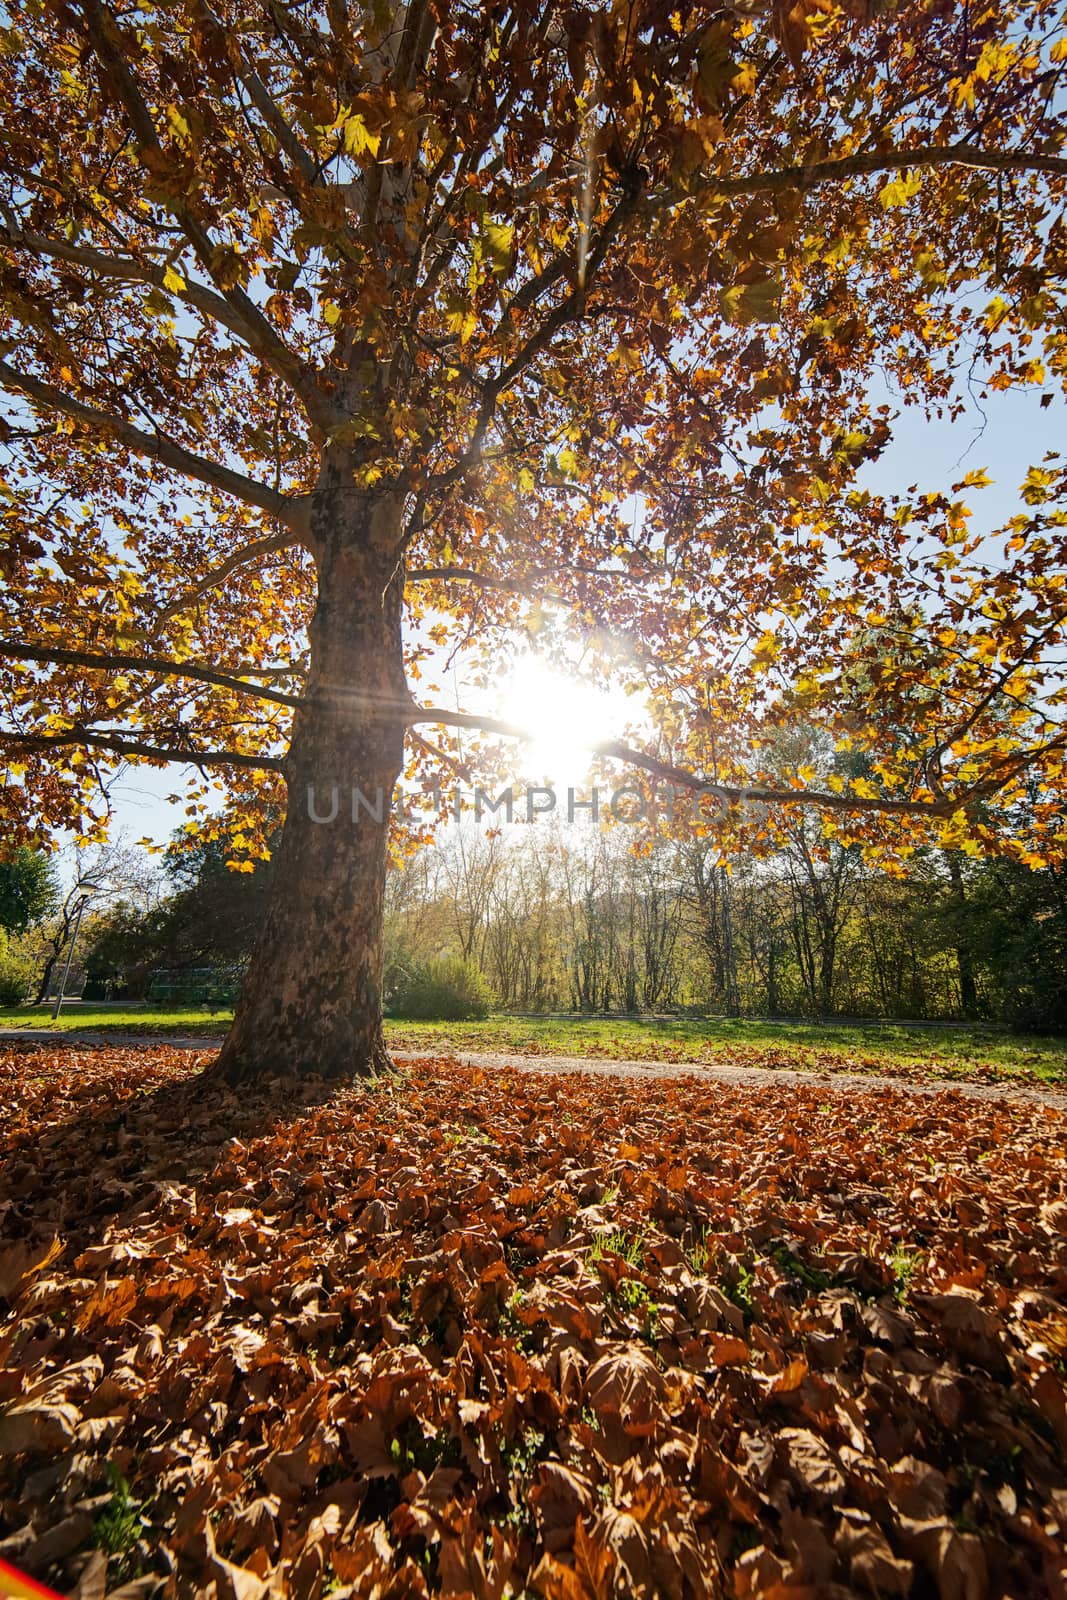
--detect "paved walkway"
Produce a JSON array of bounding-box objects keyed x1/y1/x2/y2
[{"x1": 2, "y1": 1027, "x2": 1065, "y2": 1109}]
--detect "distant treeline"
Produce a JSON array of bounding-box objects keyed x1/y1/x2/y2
[{"x1": 79, "y1": 821, "x2": 1067, "y2": 1031}]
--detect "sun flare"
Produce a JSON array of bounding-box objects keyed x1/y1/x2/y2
[{"x1": 497, "y1": 654, "x2": 626, "y2": 778}]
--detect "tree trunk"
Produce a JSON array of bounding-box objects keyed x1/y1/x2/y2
[
  {"x1": 35, "y1": 907, "x2": 72, "y2": 1003},
  {"x1": 719, "y1": 865, "x2": 739, "y2": 1017},
  {"x1": 34, "y1": 947, "x2": 59, "y2": 1006},
  {"x1": 212, "y1": 480, "x2": 409, "y2": 1082},
  {"x1": 945, "y1": 852, "x2": 978, "y2": 1019}
]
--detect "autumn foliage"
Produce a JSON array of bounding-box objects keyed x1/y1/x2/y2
[
  {"x1": 1, "y1": 0, "x2": 1067, "y2": 1071},
  {"x1": 2, "y1": 1048, "x2": 1065, "y2": 1596}
]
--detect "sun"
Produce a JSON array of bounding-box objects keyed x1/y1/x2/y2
[{"x1": 497, "y1": 653, "x2": 628, "y2": 779}]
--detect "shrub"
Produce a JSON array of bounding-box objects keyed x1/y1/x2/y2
[
  {"x1": 0, "y1": 932, "x2": 35, "y2": 1005},
  {"x1": 389, "y1": 956, "x2": 491, "y2": 1021}
]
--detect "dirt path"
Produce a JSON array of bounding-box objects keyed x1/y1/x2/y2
[{"x1": 2, "y1": 1026, "x2": 1065, "y2": 1108}]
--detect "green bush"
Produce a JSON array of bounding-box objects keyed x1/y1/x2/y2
[
  {"x1": 389, "y1": 956, "x2": 491, "y2": 1021},
  {"x1": 0, "y1": 932, "x2": 35, "y2": 1005}
]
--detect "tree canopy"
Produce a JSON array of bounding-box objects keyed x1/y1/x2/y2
[
  {"x1": 0, "y1": 844, "x2": 58, "y2": 934},
  {"x1": 1, "y1": 0, "x2": 1065, "y2": 1073}
]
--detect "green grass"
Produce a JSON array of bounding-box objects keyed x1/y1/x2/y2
[
  {"x1": 384, "y1": 1013, "x2": 1067, "y2": 1084},
  {"x1": 0, "y1": 1002, "x2": 233, "y2": 1035},
  {"x1": 1, "y1": 1005, "x2": 1065, "y2": 1083}
]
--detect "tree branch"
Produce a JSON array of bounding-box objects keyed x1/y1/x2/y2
[
  {"x1": 77, "y1": 0, "x2": 336, "y2": 431},
  {"x1": 225, "y1": 50, "x2": 318, "y2": 187},
  {"x1": 3, "y1": 226, "x2": 332, "y2": 424},
  {"x1": 406, "y1": 565, "x2": 530, "y2": 594},
  {"x1": 1, "y1": 727, "x2": 285, "y2": 771},
  {"x1": 926, "y1": 607, "x2": 1067, "y2": 775},
  {"x1": 428, "y1": 187, "x2": 645, "y2": 493},
  {"x1": 0, "y1": 359, "x2": 312, "y2": 531},
  {"x1": 155, "y1": 531, "x2": 304, "y2": 622},
  {"x1": 0, "y1": 640, "x2": 302, "y2": 708},
  {"x1": 700, "y1": 141, "x2": 1067, "y2": 203},
  {"x1": 407, "y1": 705, "x2": 957, "y2": 817}
]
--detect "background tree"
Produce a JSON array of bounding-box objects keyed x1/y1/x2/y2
[
  {"x1": 1, "y1": 0, "x2": 1065, "y2": 1077},
  {"x1": 31, "y1": 839, "x2": 157, "y2": 1001},
  {"x1": 82, "y1": 833, "x2": 275, "y2": 995},
  {"x1": 0, "y1": 846, "x2": 58, "y2": 936}
]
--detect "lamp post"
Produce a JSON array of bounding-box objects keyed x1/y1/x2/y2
[{"x1": 52, "y1": 893, "x2": 91, "y2": 1021}]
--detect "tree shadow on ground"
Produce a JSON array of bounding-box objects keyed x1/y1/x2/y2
[{"x1": 0, "y1": 1044, "x2": 381, "y2": 1267}]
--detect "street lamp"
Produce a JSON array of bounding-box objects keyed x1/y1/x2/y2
[{"x1": 52, "y1": 892, "x2": 92, "y2": 1021}]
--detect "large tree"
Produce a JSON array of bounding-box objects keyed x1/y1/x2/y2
[{"x1": 1, "y1": 0, "x2": 1065, "y2": 1077}]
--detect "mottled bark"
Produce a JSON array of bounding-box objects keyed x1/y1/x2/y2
[{"x1": 213, "y1": 474, "x2": 408, "y2": 1082}]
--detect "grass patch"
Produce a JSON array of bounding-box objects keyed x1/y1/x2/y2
[{"x1": 1, "y1": 1005, "x2": 1065, "y2": 1083}]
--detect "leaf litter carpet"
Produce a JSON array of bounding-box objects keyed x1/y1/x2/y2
[{"x1": 1, "y1": 1048, "x2": 1065, "y2": 1599}]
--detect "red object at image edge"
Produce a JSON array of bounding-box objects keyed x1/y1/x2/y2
[{"x1": 0, "y1": 1558, "x2": 65, "y2": 1600}]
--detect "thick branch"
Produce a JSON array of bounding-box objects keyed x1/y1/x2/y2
[
  {"x1": 4, "y1": 228, "x2": 330, "y2": 423},
  {"x1": 78, "y1": 0, "x2": 334, "y2": 429},
  {"x1": 226, "y1": 53, "x2": 318, "y2": 186},
  {"x1": 956, "y1": 724, "x2": 1067, "y2": 808},
  {"x1": 407, "y1": 565, "x2": 528, "y2": 594},
  {"x1": 703, "y1": 141, "x2": 1067, "y2": 202},
  {"x1": 2, "y1": 727, "x2": 285, "y2": 771},
  {"x1": 407, "y1": 558, "x2": 635, "y2": 594},
  {"x1": 156, "y1": 531, "x2": 302, "y2": 622},
  {"x1": 0, "y1": 358, "x2": 311, "y2": 531},
  {"x1": 0, "y1": 640, "x2": 302, "y2": 708},
  {"x1": 407, "y1": 705, "x2": 957, "y2": 817}
]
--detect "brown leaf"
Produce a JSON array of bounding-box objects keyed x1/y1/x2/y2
[
  {"x1": 67, "y1": 1549, "x2": 107, "y2": 1600},
  {"x1": 330, "y1": 1522, "x2": 394, "y2": 1585},
  {"x1": 530, "y1": 1464, "x2": 596, "y2": 1553},
  {"x1": 778, "y1": 1429, "x2": 845, "y2": 1501},
  {"x1": 860, "y1": 1297, "x2": 914, "y2": 1349},
  {"x1": 707, "y1": 1333, "x2": 751, "y2": 1367},
  {"x1": 0, "y1": 1401, "x2": 80, "y2": 1456},
  {"x1": 898, "y1": 1520, "x2": 988, "y2": 1600},
  {"x1": 583, "y1": 1347, "x2": 666, "y2": 1422},
  {"x1": 0, "y1": 1235, "x2": 62, "y2": 1301},
  {"x1": 1031, "y1": 1367, "x2": 1067, "y2": 1454},
  {"x1": 921, "y1": 1292, "x2": 1007, "y2": 1373},
  {"x1": 837, "y1": 1514, "x2": 913, "y2": 1597},
  {"x1": 438, "y1": 1520, "x2": 516, "y2": 1599},
  {"x1": 887, "y1": 1457, "x2": 948, "y2": 1521},
  {"x1": 21, "y1": 1512, "x2": 94, "y2": 1574}
]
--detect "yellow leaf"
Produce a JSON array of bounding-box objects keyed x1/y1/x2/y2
[
  {"x1": 166, "y1": 104, "x2": 191, "y2": 142},
  {"x1": 446, "y1": 307, "x2": 478, "y2": 344},
  {"x1": 974, "y1": 39, "x2": 1015, "y2": 81},
  {"x1": 481, "y1": 220, "x2": 514, "y2": 278},
  {"x1": 342, "y1": 111, "x2": 381, "y2": 160},
  {"x1": 163, "y1": 265, "x2": 186, "y2": 293},
  {"x1": 878, "y1": 170, "x2": 922, "y2": 209}
]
